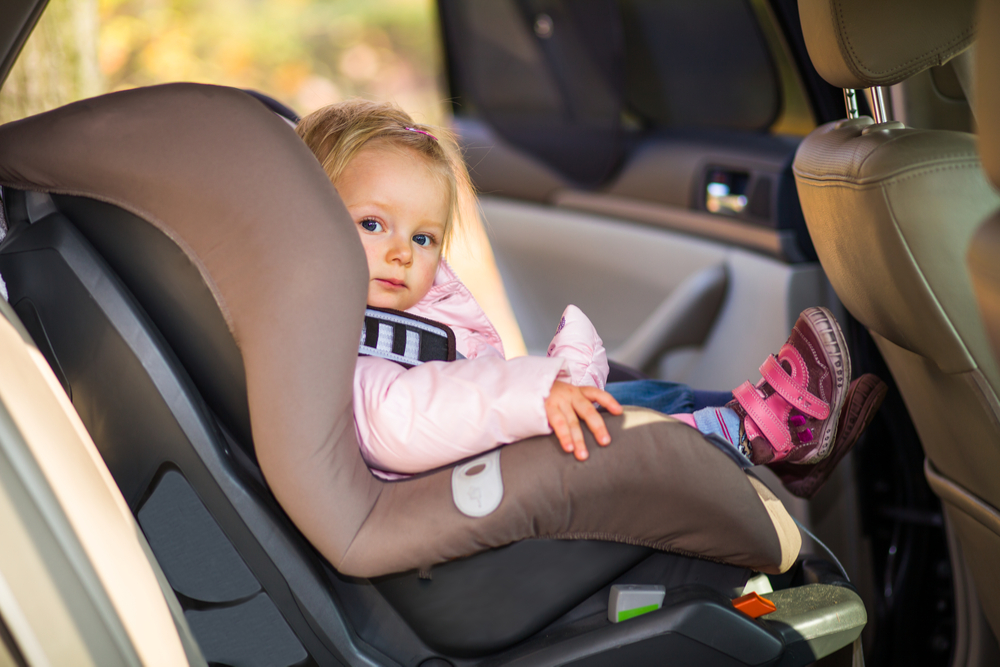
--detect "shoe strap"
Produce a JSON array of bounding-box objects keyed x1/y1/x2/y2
[
  {"x1": 733, "y1": 380, "x2": 794, "y2": 455},
  {"x1": 759, "y1": 346, "x2": 830, "y2": 420}
]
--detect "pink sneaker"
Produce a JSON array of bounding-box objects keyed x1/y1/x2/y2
[
  {"x1": 770, "y1": 373, "x2": 887, "y2": 498},
  {"x1": 728, "y1": 307, "x2": 851, "y2": 466}
]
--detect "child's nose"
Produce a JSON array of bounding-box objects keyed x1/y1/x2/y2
[{"x1": 387, "y1": 236, "x2": 412, "y2": 265}]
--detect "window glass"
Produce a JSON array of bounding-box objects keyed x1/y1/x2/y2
[
  {"x1": 1, "y1": 0, "x2": 446, "y2": 125},
  {"x1": 0, "y1": 0, "x2": 102, "y2": 124}
]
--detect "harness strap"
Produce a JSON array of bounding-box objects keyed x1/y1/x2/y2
[
  {"x1": 733, "y1": 343, "x2": 832, "y2": 455},
  {"x1": 759, "y1": 351, "x2": 829, "y2": 419},
  {"x1": 359, "y1": 307, "x2": 457, "y2": 367},
  {"x1": 734, "y1": 381, "x2": 793, "y2": 454}
]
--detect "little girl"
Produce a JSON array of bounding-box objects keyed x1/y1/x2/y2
[{"x1": 296, "y1": 100, "x2": 886, "y2": 499}]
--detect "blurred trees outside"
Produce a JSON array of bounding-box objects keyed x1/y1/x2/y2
[
  {"x1": 1, "y1": 0, "x2": 445, "y2": 125},
  {"x1": 1, "y1": 0, "x2": 102, "y2": 123}
]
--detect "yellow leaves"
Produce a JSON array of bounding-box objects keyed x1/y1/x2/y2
[
  {"x1": 340, "y1": 43, "x2": 380, "y2": 82},
  {"x1": 139, "y1": 28, "x2": 198, "y2": 82},
  {"x1": 273, "y1": 61, "x2": 311, "y2": 97},
  {"x1": 217, "y1": 39, "x2": 255, "y2": 81},
  {"x1": 0, "y1": 0, "x2": 104, "y2": 123},
  {"x1": 3, "y1": 0, "x2": 446, "y2": 127},
  {"x1": 99, "y1": 16, "x2": 142, "y2": 78}
]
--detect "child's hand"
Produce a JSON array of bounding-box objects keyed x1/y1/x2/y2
[{"x1": 544, "y1": 381, "x2": 623, "y2": 461}]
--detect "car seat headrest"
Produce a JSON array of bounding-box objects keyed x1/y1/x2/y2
[
  {"x1": 978, "y1": 0, "x2": 1000, "y2": 189},
  {"x1": 798, "y1": 0, "x2": 976, "y2": 90},
  {"x1": 0, "y1": 83, "x2": 384, "y2": 553}
]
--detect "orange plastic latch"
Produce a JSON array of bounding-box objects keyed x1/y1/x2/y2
[{"x1": 732, "y1": 592, "x2": 777, "y2": 619}]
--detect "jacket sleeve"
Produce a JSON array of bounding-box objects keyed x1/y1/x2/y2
[
  {"x1": 353, "y1": 354, "x2": 565, "y2": 474},
  {"x1": 546, "y1": 305, "x2": 610, "y2": 390}
]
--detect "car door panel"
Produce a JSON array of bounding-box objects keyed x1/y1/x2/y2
[{"x1": 481, "y1": 195, "x2": 837, "y2": 392}]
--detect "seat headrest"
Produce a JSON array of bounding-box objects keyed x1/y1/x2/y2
[
  {"x1": 978, "y1": 0, "x2": 1000, "y2": 188},
  {"x1": 799, "y1": 0, "x2": 976, "y2": 90},
  {"x1": 0, "y1": 84, "x2": 382, "y2": 562}
]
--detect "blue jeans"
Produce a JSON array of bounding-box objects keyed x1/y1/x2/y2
[{"x1": 605, "y1": 380, "x2": 733, "y2": 414}]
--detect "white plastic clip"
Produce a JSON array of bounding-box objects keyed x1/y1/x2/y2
[
  {"x1": 741, "y1": 572, "x2": 773, "y2": 596},
  {"x1": 451, "y1": 449, "x2": 503, "y2": 518}
]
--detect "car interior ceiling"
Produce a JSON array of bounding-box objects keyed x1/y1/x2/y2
[{"x1": 0, "y1": 0, "x2": 998, "y2": 666}]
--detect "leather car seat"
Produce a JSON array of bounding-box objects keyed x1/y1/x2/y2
[
  {"x1": 971, "y1": 0, "x2": 1000, "y2": 369},
  {"x1": 794, "y1": 0, "x2": 1000, "y2": 636},
  {"x1": 0, "y1": 84, "x2": 873, "y2": 666}
]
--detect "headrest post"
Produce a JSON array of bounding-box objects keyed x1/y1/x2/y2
[
  {"x1": 843, "y1": 89, "x2": 860, "y2": 120},
  {"x1": 867, "y1": 87, "x2": 890, "y2": 123}
]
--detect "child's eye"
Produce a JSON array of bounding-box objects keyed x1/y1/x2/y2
[
  {"x1": 360, "y1": 218, "x2": 383, "y2": 233},
  {"x1": 413, "y1": 234, "x2": 433, "y2": 247}
]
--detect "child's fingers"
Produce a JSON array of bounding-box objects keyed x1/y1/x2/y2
[
  {"x1": 546, "y1": 405, "x2": 575, "y2": 453},
  {"x1": 548, "y1": 401, "x2": 587, "y2": 458},
  {"x1": 561, "y1": 403, "x2": 588, "y2": 460},
  {"x1": 574, "y1": 395, "x2": 612, "y2": 446},
  {"x1": 583, "y1": 386, "x2": 623, "y2": 415}
]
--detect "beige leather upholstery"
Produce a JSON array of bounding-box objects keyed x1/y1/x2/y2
[
  {"x1": 966, "y1": 0, "x2": 1000, "y2": 635},
  {"x1": 798, "y1": 0, "x2": 976, "y2": 89},
  {"x1": 795, "y1": 0, "x2": 1000, "y2": 635},
  {"x1": 0, "y1": 84, "x2": 800, "y2": 578},
  {"x1": 969, "y1": 216, "x2": 1000, "y2": 363},
  {"x1": 971, "y1": 0, "x2": 1000, "y2": 435},
  {"x1": 794, "y1": 118, "x2": 1000, "y2": 494},
  {"x1": 978, "y1": 0, "x2": 1000, "y2": 186}
]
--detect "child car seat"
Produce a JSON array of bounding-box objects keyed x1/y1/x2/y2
[{"x1": 0, "y1": 83, "x2": 864, "y2": 666}]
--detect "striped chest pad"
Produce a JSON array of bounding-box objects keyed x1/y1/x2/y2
[{"x1": 359, "y1": 307, "x2": 457, "y2": 368}]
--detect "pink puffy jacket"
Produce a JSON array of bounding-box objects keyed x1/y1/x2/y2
[{"x1": 354, "y1": 261, "x2": 609, "y2": 475}]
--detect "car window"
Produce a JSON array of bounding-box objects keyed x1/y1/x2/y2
[
  {"x1": 0, "y1": 0, "x2": 102, "y2": 124},
  {"x1": 1, "y1": 0, "x2": 446, "y2": 125}
]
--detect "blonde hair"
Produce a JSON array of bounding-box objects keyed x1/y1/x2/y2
[{"x1": 296, "y1": 99, "x2": 475, "y2": 254}]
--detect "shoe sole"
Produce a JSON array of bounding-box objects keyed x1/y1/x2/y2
[{"x1": 799, "y1": 306, "x2": 851, "y2": 462}]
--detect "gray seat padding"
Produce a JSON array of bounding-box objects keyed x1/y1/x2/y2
[{"x1": 0, "y1": 83, "x2": 798, "y2": 577}]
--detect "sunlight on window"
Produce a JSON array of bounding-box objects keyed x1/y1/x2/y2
[{"x1": 1, "y1": 0, "x2": 446, "y2": 125}]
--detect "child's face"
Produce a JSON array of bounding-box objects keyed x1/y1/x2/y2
[{"x1": 336, "y1": 143, "x2": 449, "y2": 311}]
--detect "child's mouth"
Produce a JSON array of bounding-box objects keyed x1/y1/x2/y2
[{"x1": 375, "y1": 278, "x2": 406, "y2": 290}]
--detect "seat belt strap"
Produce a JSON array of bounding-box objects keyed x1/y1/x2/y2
[{"x1": 359, "y1": 307, "x2": 457, "y2": 367}]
